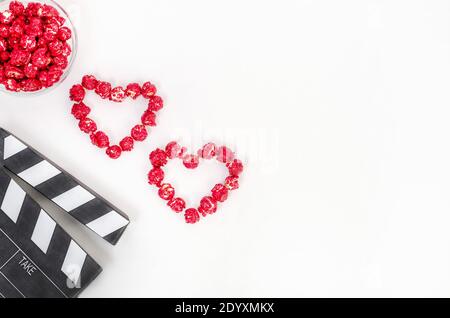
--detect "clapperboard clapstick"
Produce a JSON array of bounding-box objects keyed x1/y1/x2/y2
[
  {"x1": 0, "y1": 128, "x2": 129, "y2": 245},
  {"x1": 0, "y1": 168, "x2": 102, "y2": 298}
]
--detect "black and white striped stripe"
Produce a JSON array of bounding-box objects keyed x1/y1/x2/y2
[
  {"x1": 0, "y1": 128, "x2": 129, "y2": 245},
  {"x1": 0, "y1": 168, "x2": 102, "y2": 297}
]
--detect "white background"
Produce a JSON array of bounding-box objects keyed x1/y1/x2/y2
[{"x1": 1, "y1": 0, "x2": 450, "y2": 297}]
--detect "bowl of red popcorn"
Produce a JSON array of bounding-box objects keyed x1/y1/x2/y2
[{"x1": 0, "y1": 0, "x2": 76, "y2": 94}]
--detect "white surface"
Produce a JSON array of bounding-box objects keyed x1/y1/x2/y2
[{"x1": 1, "y1": 0, "x2": 450, "y2": 297}]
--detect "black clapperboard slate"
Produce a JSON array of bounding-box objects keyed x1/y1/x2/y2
[{"x1": 0, "y1": 128, "x2": 130, "y2": 298}]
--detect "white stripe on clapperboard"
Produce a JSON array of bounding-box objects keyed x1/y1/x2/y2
[
  {"x1": 1, "y1": 180, "x2": 26, "y2": 223},
  {"x1": 61, "y1": 241, "x2": 87, "y2": 286},
  {"x1": 31, "y1": 210, "x2": 56, "y2": 254},
  {"x1": 86, "y1": 211, "x2": 129, "y2": 237},
  {"x1": 3, "y1": 135, "x2": 27, "y2": 160},
  {"x1": 17, "y1": 160, "x2": 61, "y2": 187},
  {"x1": 52, "y1": 185, "x2": 95, "y2": 211}
]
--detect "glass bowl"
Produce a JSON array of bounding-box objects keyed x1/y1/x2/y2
[{"x1": 0, "y1": 0, "x2": 77, "y2": 96}]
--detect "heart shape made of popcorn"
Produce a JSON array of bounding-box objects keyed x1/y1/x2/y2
[
  {"x1": 147, "y1": 141, "x2": 244, "y2": 224},
  {"x1": 69, "y1": 75, "x2": 164, "y2": 159}
]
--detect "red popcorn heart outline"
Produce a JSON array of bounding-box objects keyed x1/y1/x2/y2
[
  {"x1": 69, "y1": 75, "x2": 164, "y2": 159},
  {"x1": 148, "y1": 141, "x2": 244, "y2": 224}
]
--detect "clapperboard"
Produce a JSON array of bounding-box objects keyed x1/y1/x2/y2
[{"x1": 0, "y1": 128, "x2": 129, "y2": 298}]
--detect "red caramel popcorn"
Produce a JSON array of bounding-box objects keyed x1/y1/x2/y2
[
  {"x1": 165, "y1": 141, "x2": 186, "y2": 159},
  {"x1": 198, "y1": 196, "x2": 218, "y2": 216},
  {"x1": 70, "y1": 76, "x2": 164, "y2": 159},
  {"x1": 141, "y1": 110, "x2": 156, "y2": 126},
  {"x1": 78, "y1": 117, "x2": 97, "y2": 133},
  {"x1": 226, "y1": 159, "x2": 244, "y2": 177},
  {"x1": 158, "y1": 183, "x2": 175, "y2": 201},
  {"x1": 184, "y1": 208, "x2": 200, "y2": 224},
  {"x1": 168, "y1": 197, "x2": 186, "y2": 213},
  {"x1": 90, "y1": 131, "x2": 110, "y2": 149},
  {"x1": 149, "y1": 148, "x2": 168, "y2": 167},
  {"x1": 148, "y1": 142, "x2": 244, "y2": 224},
  {"x1": 125, "y1": 83, "x2": 141, "y2": 99},
  {"x1": 211, "y1": 184, "x2": 229, "y2": 202},
  {"x1": 182, "y1": 154, "x2": 199, "y2": 169},
  {"x1": 95, "y1": 81, "x2": 111, "y2": 99},
  {"x1": 225, "y1": 175, "x2": 240, "y2": 190},
  {"x1": 141, "y1": 81, "x2": 156, "y2": 98},
  {"x1": 109, "y1": 86, "x2": 126, "y2": 102},
  {"x1": 131, "y1": 124, "x2": 148, "y2": 142},
  {"x1": 81, "y1": 74, "x2": 97, "y2": 90},
  {"x1": 0, "y1": 1, "x2": 74, "y2": 92},
  {"x1": 71, "y1": 101, "x2": 90, "y2": 120},
  {"x1": 119, "y1": 136, "x2": 134, "y2": 152},
  {"x1": 105, "y1": 145, "x2": 122, "y2": 159},
  {"x1": 147, "y1": 167, "x2": 164, "y2": 187}
]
